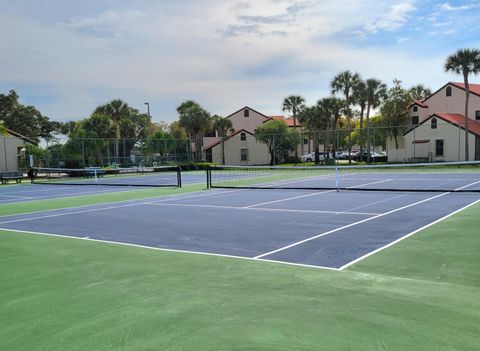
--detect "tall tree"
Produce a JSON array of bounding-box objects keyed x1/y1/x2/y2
[
  {"x1": 177, "y1": 100, "x2": 211, "y2": 162},
  {"x1": 282, "y1": 95, "x2": 305, "y2": 161},
  {"x1": 169, "y1": 121, "x2": 189, "y2": 157},
  {"x1": 212, "y1": 115, "x2": 233, "y2": 165},
  {"x1": 298, "y1": 102, "x2": 330, "y2": 164},
  {"x1": 0, "y1": 90, "x2": 60, "y2": 141},
  {"x1": 409, "y1": 84, "x2": 432, "y2": 100},
  {"x1": 352, "y1": 80, "x2": 368, "y2": 158},
  {"x1": 320, "y1": 97, "x2": 344, "y2": 157},
  {"x1": 94, "y1": 99, "x2": 131, "y2": 161},
  {"x1": 444, "y1": 48, "x2": 480, "y2": 160},
  {"x1": 365, "y1": 78, "x2": 387, "y2": 163},
  {"x1": 255, "y1": 120, "x2": 298, "y2": 166},
  {"x1": 380, "y1": 79, "x2": 411, "y2": 149},
  {"x1": 331, "y1": 71, "x2": 361, "y2": 164}
]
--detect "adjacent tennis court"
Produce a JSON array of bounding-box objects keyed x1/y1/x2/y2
[
  {"x1": 1, "y1": 181, "x2": 479, "y2": 269},
  {"x1": 1, "y1": 162, "x2": 480, "y2": 350}
]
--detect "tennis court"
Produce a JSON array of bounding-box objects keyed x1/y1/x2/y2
[
  {"x1": 2, "y1": 162, "x2": 480, "y2": 350},
  {"x1": 1, "y1": 182, "x2": 479, "y2": 269},
  {"x1": 0, "y1": 170, "x2": 207, "y2": 204}
]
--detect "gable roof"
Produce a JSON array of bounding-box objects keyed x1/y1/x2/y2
[
  {"x1": 226, "y1": 106, "x2": 270, "y2": 119},
  {"x1": 404, "y1": 113, "x2": 480, "y2": 137},
  {"x1": 450, "y1": 82, "x2": 480, "y2": 96},
  {"x1": 267, "y1": 115, "x2": 301, "y2": 127},
  {"x1": 409, "y1": 99, "x2": 428, "y2": 109},
  {"x1": 5, "y1": 128, "x2": 37, "y2": 145},
  {"x1": 204, "y1": 129, "x2": 254, "y2": 150},
  {"x1": 423, "y1": 82, "x2": 480, "y2": 104}
]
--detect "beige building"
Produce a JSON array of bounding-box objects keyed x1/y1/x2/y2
[
  {"x1": 204, "y1": 106, "x2": 316, "y2": 165},
  {"x1": 388, "y1": 82, "x2": 480, "y2": 162},
  {"x1": 208, "y1": 129, "x2": 271, "y2": 165},
  {"x1": 1, "y1": 129, "x2": 36, "y2": 172}
]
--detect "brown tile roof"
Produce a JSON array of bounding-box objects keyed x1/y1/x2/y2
[
  {"x1": 409, "y1": 99, "x2": 428, "y2": 108},
  {"x1": 434, "y1": 113, "x2": 480, "y2": 136},
  {"x1": 267, "y1": 115, "x2": 301, "y2": 127},
  {"x1": 449, "y1": 82, "x2": 480, "y2": 96}
]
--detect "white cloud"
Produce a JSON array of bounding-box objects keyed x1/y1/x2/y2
[
  {"x1": 365, "y1": 1, "x2": 417, "y2": 33},
  {"x1": 439, "y1": 2, "x2": 470, "y2": 11},
  {"x1": 0, "y1": 1, "x2": 468, "y2": 122}
]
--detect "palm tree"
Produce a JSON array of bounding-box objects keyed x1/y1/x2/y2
[
  {"x1": 212, "y1": 115, "x2": 233, "y2": 164},
  {"x1": 282, "y1": 95, "x2": 305, "y2": 162},
  {"x1": 365, "y1": 78, "x2": 387, "y2": 163},
  {"x1": 177, "y1": 100, "x2": 211, "y2": 162},
  {"x1": 298, "y1": 103, "x2": 330, "y2": 164},
  {"x1": 94, "y1": 99, "x2": 131, "y2": 162},
  {"x1": 409, "y1": 84, "x2": 431, "y2": 100},
  {"x1": 331, "y1": 71, "x2": 361, "y2": 164},
  {"x1": 352, "y1": 80, "x2": 368, "y2": 159},
  {"x1": 445, "y1": 49, "x2": 480, "y2": 161},
  {"x1": 319, "y1": 97, "x2": 344, "y2": 158}
]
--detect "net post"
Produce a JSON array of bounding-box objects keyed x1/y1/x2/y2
[
  {"x1": 206, "y1": 166, "x2": 211, "y2": 189},
  {"x1": 177, "y1": 166, "x2": 182, "y2": 187},
  {"x1": 335, "y1": 166, "x2": 340, "y2": 192},
  {"x1": 94, "y1": 168, "x2": 98, "y2": 184}
]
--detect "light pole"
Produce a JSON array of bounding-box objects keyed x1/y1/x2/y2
[{"x1": 144, "y1": 102, "x2": 150, "y2": 118}]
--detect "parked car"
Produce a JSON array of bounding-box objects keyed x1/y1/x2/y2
[
  {"x1": 301, "y1": 152, "x2": 330, "y2": 162},
  {"x1": 337, "y1": 150, "x2": 358, "y2": 160},
  {"x1": 354, "y1": 151, "x2": 388, "y2": 162}
]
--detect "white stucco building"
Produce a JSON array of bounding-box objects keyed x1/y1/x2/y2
[{"x1": 388, "y1": 82, "x2": 480, "y2": 162}]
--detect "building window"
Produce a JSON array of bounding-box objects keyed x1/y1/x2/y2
[
  {"x1": 240, "y1": 132, "x2": 246, "y2": 141},
  {"x1": 244, "y1": 109, "x2": 249, "y2": 117},
  {"x1": 431, "y1": 117, "x2": 437, "y2": 129},
  {"x1": 413, "y1": 106, "x2": 418, "y2": 112},
  {"x1": 446, "y1": 86, "x2": 452, "y2": 97},
  {"x1": 303, "y1": 138, "x2": 309, "y2": 145},
  {"x1": 476, "y1": 110, "x2": 480, "y2": 120},
  {"x1": 412, "y1": 116, "x2": 419, "y2": 126},
  {"x1": 435, "y1": 139, "x2": 444, "y2": 156},
  {"x1": 240, "y1": 148, "x2": 248, "y2": 161}
]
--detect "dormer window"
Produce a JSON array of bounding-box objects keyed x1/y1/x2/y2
[
  {"x1": 240, "y1": 132, "x2": 246, "y2": 141},
  {"x1": 244, "y1": 109, "x2": 249, "y2": 117},
  {"x1": 413, "y1": 106, "x2": 418, "y2": 112},
  {"x1": 412, "y1": 116, "x2": 419, "y2": 125},
  {"x1": 431, "y1": 117, "x2": 437, "y2": 129},
  {"x1": 446, "y1": 86, "x2": 452, "y2": 97}
]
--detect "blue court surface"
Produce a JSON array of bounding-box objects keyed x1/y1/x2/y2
[
  {"x1": 1, "y1": 187, "x2": 479, "y2": 269},
  {"x1": 0, "y1": 172, "x2": 207, "y2": 204}
]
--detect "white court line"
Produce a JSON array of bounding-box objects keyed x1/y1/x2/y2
[
  {"x1": 0, "y1": 190, "x2": 248, "y2": 224},
  {"x1": 338, "y1": 197, "x2": 480, "y2": 270},
  {"x1": 455, "y1": 180, "x2": 480, "y2": 190},
  {"x1": 0, "y1": 202, "x2": 151, "y2": 225},
  {"x1": 342, "y1": 177, "x2": 464, "y2": 213},
  {"x1": 243, "y1": 190, "x2": 335, "y2": 208},
  {"x1": 0, "y1": 227, "x2": 338, "y2": 271},
  {"x1": 0, "y1": 194, "x2": 34, "y2": 199},
  {"x1": 0, "y1": 187, "x2": 235, "y2": 219},
  {"x1": 243, "y1": 179, "x2": 393, "y2": 209},
  {"x1": 254, "y1": 192, "x2": 450, "y2": 259},
  {"x1": 146, "y1": 202, "x2": 380, "y2": 216}
]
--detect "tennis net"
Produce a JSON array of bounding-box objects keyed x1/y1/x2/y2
[
  {"x1": 31, "y1": 166, "x2": 182, "y2": 187},
  {"x1": 206, "y1": 161, "x2": 480, "y2": 192}
]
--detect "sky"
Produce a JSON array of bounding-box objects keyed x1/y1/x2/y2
[{"x1": 1, "y1": 0, "x2": 480, "y2": 124}]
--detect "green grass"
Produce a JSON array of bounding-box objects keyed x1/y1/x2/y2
[
  {"x1": 0, "y1": 183, "x2": 206, "y2": 217},
  {"x1": 0, "y1": 196, "x2": 479, "y2": 350}
]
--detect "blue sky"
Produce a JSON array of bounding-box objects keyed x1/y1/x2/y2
[{"x1": 1, "y1": 0, "x2": 480, "y2": 123}]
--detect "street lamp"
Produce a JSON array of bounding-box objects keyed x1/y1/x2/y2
[{"x1": 144, "y1": 102, "x2": 150, "y2": 118}]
